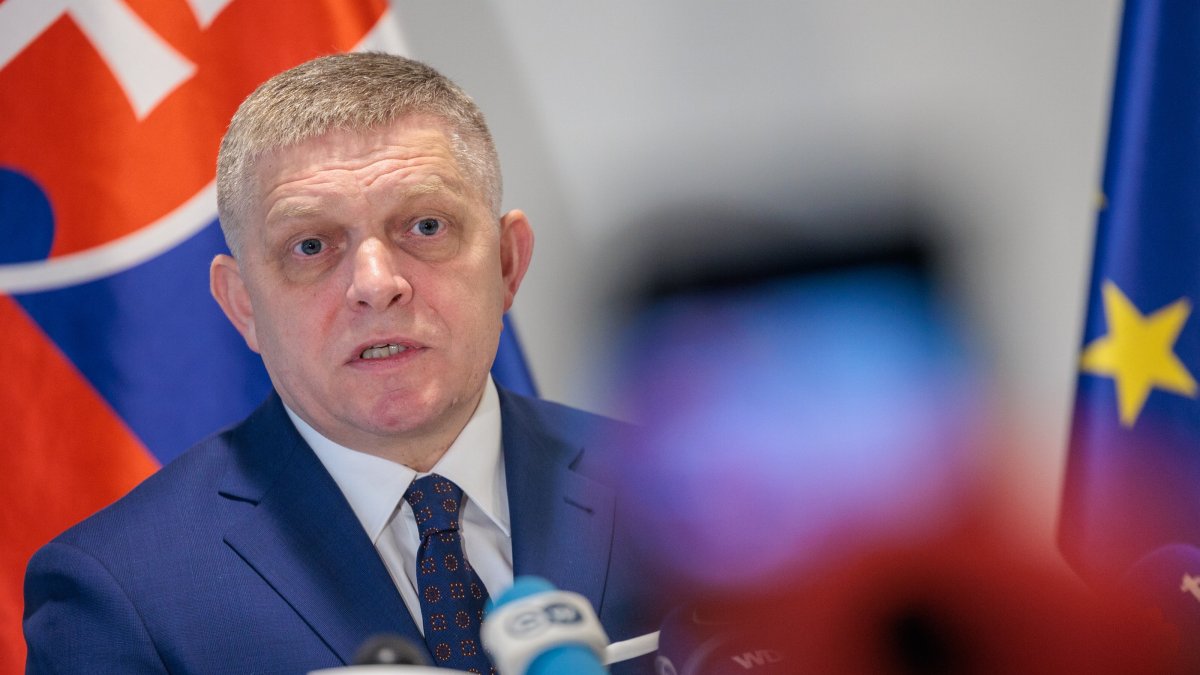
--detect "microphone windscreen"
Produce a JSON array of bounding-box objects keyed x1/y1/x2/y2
[
  {"x1": 1124, "y1": 544, "x2": 1200, "y2": 649},
  {"x1": 654, "y1": 602, "x2": 789, "y2": 675},
  {"x1": 352, "y1": 634, "x2": 430, "y2": 666},
  {"x1": 483, "y1": 576, "x2": 608, "y2": 675}
]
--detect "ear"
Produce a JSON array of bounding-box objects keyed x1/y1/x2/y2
[
  {"x1": 210, "y1": 254, "x2": 260, "y2": 353},
  {"x1": 498, "y1": 209, "x2": 534, "y2": 312}
]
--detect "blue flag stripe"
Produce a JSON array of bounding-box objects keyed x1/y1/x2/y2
[
  {"x1": 492, "y1": 313, "x2": 538, "y2": 398},
  {"x1": 1062, "y1": 0, "x2": 1200, "y2": 580},
  {"x1": 15, "y1": 221, "x2": 272, "y2": 465}
]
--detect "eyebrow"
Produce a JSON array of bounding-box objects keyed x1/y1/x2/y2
[
  {"x1": 403, "y1": 177, "x2": 456, "y2": 198},
  {"x1": 270, "y1": 201, "x2": 326, "y2": 221}
]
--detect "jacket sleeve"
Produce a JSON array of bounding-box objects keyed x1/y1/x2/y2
[{"x1": 24, "y1": 541, "x2": 167, "y2": 674}]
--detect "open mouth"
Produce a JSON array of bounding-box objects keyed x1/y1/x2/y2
[{"x1": 360, "y1": 343, "x2": 408, "y2": 360}]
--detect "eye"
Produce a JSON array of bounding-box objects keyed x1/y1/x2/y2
[
  {"x1": 294, "y1": 238, "x2": 324, "y2": 256},
  {"x1": 411, "y1": 218, "x2": 443, "y2": 237}
]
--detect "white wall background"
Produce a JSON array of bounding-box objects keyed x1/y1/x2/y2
[{"x1": 392, "y1": 1, "x2": 1124, "y2": 544}]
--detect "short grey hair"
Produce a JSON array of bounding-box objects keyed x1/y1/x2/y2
[{"x1": 216, "y1": 52, "x2": 502, "y2": 256}]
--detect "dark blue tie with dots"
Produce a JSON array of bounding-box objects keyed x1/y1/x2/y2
[{"x1": 404, "y1": 474, "x2": 494, "y2": 673}]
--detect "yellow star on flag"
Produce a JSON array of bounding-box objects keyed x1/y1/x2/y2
[{"x1": 1080, "y1": 280, "x2": 1197, "y2": 427}]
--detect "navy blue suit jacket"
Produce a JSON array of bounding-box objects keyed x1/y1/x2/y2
[{"x1": 24, "y1": 388, "x2": 660, "y2": 673}]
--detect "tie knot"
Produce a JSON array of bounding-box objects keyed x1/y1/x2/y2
[{"x1": 404, "y1": 473, "x2": 464, "y2": 537}]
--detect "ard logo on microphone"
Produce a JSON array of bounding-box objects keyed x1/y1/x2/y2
[{"x1": 505, "y1": 602, "x2": 584, "y2": 638}]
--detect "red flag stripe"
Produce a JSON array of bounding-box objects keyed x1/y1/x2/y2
[{"x1": 0, "y1": 296, "x2": 159, "y2": 673}]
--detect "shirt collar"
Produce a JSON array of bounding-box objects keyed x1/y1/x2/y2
[{"x1": 284, "y1": 376, "x2": 509, "y2": 543}]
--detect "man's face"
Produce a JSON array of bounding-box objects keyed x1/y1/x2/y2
[{"x1": 211, "y1": 117, "x2": 532, "y2": 458}]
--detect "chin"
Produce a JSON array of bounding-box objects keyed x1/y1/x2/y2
[{"x1": 364, "y1": 397, "x2": 441, "y2": 432}]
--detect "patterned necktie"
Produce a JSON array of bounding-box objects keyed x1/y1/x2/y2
[{"x1": 404, "y1": 474, "x2": 494, "y2": 673}]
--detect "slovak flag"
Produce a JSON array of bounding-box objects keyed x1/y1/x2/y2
[{"x1": 0, "y1": 2, "x2": 409, "y2": 669}]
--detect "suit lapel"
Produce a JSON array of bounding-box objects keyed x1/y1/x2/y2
[
  {"x1": 213, "y1": 391, "x2": 616, "y2": 663},
  {"x1": 218, "y1": 396, "x2": 425, "y2": 664},
  {"x1": 500, "y1": 391, "x2": 615, "y2": 614}
]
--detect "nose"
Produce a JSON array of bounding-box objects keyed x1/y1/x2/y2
[{"x1": 346, "y1": 237, "x2": 411, "y2": 310}]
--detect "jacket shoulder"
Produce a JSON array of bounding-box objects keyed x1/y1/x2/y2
[
  {"x1": 47, "y1": 394, "x2": 283, "y2": 553},
  {"x1": 497, "y1": 388, "x2": 632, "y2": 475}
]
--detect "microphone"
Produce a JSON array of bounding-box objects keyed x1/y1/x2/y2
[
  {"x1": 1124, "y1": 543, "x2": 1200, "y2": 640},
  {"x1": 653, "y1": 603, "x2": 789, "y2": 675},
  {"x1": 308, "y1": 634, "x2": 464, "y2": 674},
  {"x1": 353, "y1": 634, "x2": 432, "y2": 666},
  {"x1": 481, "y1": 576, "x2": 609, "y2": 675}
]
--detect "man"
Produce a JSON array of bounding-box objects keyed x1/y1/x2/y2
[{"x1": 24, "y1": 53, "x2": 658, "y2": 674}]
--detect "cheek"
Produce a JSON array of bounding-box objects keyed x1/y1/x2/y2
[
  {"x1": 436, "y1": 280, "x2": 504, "y2": 356},
  {"x1": 435, "y1": 247, "x2": 506, "y2": 312},
  {"x1": 257, "y1": 287, "x2": 339, "y2": 353}
]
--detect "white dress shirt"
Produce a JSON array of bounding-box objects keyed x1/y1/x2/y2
[{"x1": 283, "y1": 377, "x2": 513, "y2": 634}]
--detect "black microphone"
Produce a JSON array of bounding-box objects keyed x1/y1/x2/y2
[
  {"x1": 308, "y1": 634, "x2": 463, "y2": 673},
  {"x1": 353, "y1": 634, "x2": 431, "y2": 666},
  {"x1": 653, "y1": 602, "x2": 790, "y2": 675}
]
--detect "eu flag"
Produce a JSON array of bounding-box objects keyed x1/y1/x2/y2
[{"x1": 1061, "y1": 0, "x2": 1200, "y2": 583}]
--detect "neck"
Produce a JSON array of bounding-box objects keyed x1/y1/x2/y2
[{"x1": 374, "y1": 434, "x2": 454, "y2": 473}]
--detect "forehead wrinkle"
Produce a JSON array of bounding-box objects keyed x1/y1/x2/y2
[
  {"x1": 361, "y1": 169, "x2": 472, "y2": 218},
  {"x1": 263, "y1": 175, "x2": 466, "y2": 237},
  {"x1": 259, "y1": 128, "x2": 476, "y2": 230},
  {"x1": 259, "y1": 167, "x2": 359, "y2": 229}
]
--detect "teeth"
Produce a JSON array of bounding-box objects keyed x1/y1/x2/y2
[{"x1": 360, "y1": 343, "x2": 407, "y2": 360}]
